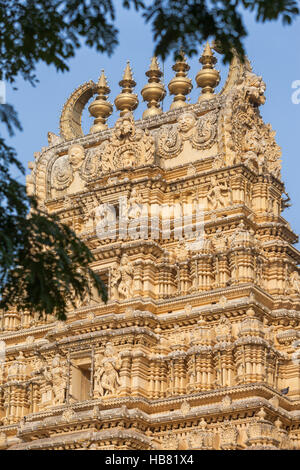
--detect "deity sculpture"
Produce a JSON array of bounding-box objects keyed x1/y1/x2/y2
[
  {"x1": 111, "y1": 254, "x2": 134, "y2": 300},
  {"x1": 101, "y1": 113, "x2": 155, "y2": 172},
  {"x1": 290, "y1": 271, "x2": 300, "y2": 295},
  {"x1": 128, "y1": 187, "x2": 143, "y2": 219},
  {"x1": 94, "y1": 344, "x2": 122, "y2": 397},
  {"x1": 47, "y1": 354, "x2": 68, "y2": 406},
  {"x1": 207, "y1": 176, "x2": 230, "y2": 211}
]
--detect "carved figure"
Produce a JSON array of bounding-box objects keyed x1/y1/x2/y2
[
  {"x1": 102, "y1": 113, "x2": 154, "y2": 172},
  {"x1": 207, "y1": 176, "x2": 230, "y2": 210},
  {"x1": 94, "y1": 344, "x2": 121, "y2": 397}
]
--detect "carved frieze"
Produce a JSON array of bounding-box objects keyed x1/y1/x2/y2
[
  {"x1": 156, "y1": 109, "x2": 218, "y2": 159},
  {"x1": 102, "y1": 113, "x2": 155, "y2": 172}
]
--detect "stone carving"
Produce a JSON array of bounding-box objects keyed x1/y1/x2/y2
[
  {"x1": 177, "y1": 112, "x2": 197, "y2": 138},
  {"x1": 261, "y1": 124, "x2": 282, "y2": 180},
  {"x1": 59, "y1": 80, "x2": 96, "y2": 140},
  {"x1": 244, "y1": 71, "x2": 266, "y2": 106},
  {"x1": 7, "y1": 352, "x2": 26, "y2": 379},
  {"x1": 213, "y1": 228, "x2": 228, "y2": 252},
  {"x1": 191, "y1": 110, "x2": 218, "y2": 150},
  {"x1": 212, "y1": 153, "x2": 225, "y2": 170},
  {"x1": 207, "y1": 176, "x2": 230, "y2": 210},
  {"x1": 62, "y1": 408, "x2": 76, "y2": 422},
  {"x1": 242, "y1": 126, "x2": 261, "y2": 170},
  {"x1": 94, "y1": 343, "x2": 122, "y2": 397},
  {"x1": 170, "y1": 325, "x2": 189, "y2": 347},
  {"x1": 48, "y1": 132, "x2": 63, "y2": 146},
  {"x1": 220, "y1": 395, "x2": 232, "y2": 410},
  {"x1": 128, "y1": 187, "x2": 144, "y2": 219},
  {"x1": 52, "y1": 144, "x2": 85, "y2": 190},
  {"x1": 81, "y1": 144, "x2": 106, "y2": 180},
  {"x1": 186, "y1": 163, "x2": 197, "y2": 176},
  {"x1": 290, "y1": 271, "x2": 300, "y2": 294},
  {"x1": 220, "y1": 425, "x2": 239, "y2": 449},
  {"x1": 157, "y1": 110, "x2": 217, "y2": 159},
  {"x1": 68, "y1": 143, "x2": 85, "y2": 170},
  {"x1": 48, "y1": 354, "x2": 68, "y2": 406},
  {"x1": 188, "y1": 428, "x2": 214, "y2": 450},
  {"x1": 102, "y1": 113, "x2": 155, "y2": 172},
  {"x1": 51, "y1": 156, "x2": 73, "y2": 190},
  {"x1": 157, "y1": 123, "x2": 183, "y2": 159},
  {"x1": 111, "y1": 254, "x2": 134, "y2": 300},
  {"x1": 215, "y1": 315, "x2": 232, "y2": 339},
  {"x1": 0, "y1": 361, "x2": 3, "y2": 379},
  {"x1": 31, "y1": 355, "x2": 49, "y2": 379},
  {"x1": 180, "y1": 400, "x2": 191, "y2": 416},
  {"x1": 226, "y1": 82, "x2": 281, "y2": 180},
  {"x1": 161, "y1": 434, "x2": 179, "y2": 450}
]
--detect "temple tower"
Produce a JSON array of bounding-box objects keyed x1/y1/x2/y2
[{"x1": 1, "y1": 46, "x2": 300, "y2": 450}]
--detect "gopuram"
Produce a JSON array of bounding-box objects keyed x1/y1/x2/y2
[{"x1": 1, "y1": 44, "x2": 300, "y2": 450}]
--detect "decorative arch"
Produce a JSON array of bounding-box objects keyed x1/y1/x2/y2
[{"x1": 59, "y1": 80, "x2": 97, "y2": 141}]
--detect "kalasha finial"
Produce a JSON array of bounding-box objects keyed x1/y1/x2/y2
[
  {"x1": 141, "y1": 57, "x2": 166, "y2": 119},
  {"x1": 196, "y1": 42, "x2": 220, "y2": 100},
  {"x1": 168, "y1": 50, "x2": 193, "y2": 110},
  {"x1": 114, "y1": 61, "x2": 139, "y2": 116},
  {"x1": 88, "y1": 70, "x2": 113, "y2": 133}
]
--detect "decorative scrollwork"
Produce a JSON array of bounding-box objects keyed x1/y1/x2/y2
[
  {"x1": 191, "y1": 110, "x2": 218, "y2": 150},
  {"x1": 157, "y1": 124, "x2": 183, "y2": 159}
]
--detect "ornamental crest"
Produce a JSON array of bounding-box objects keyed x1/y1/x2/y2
[
  {"x1": 157, "y1": 110, "x2": 218, "y2": 159},
  {"x1": 81, "y1": 143, "x2": 106, "y2": 180},
  {"x1": 191, "y1": 110, "x2": 218, "y2": 149},
  {"x1": 157, "y1": 123, "x2": 183, "y2": 158},
  {"x1": 101, "y1": 113, "x2": 155, "y2": 173},
  {"x1": 51, "y1": 143, "x2": 85, "y2": 190}
]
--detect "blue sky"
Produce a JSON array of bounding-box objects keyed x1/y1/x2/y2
[{"x1": 5, "y1": 6, "x2": 300, "y2": 242}]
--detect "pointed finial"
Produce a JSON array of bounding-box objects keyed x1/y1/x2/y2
[
  {"x1": 168, "y1": 50, "x2": 193, "y2": 110},
  {"x1": 149, "y1": 56, "x2": 160, "y2": 71},
  {"x1": 98, "y1": 69, "x2": 108, "y2": 88},
  {"x1": 114, "y1": 61, "x2": 139, "y2": 116},
  {"x1": 196, "y1": 42, "x2": 220, "y2": 100},
  {"x1": 88, "y1": 69, "x2": 113, "y2": 133},
  {"x1": 141, "y1": 56, "x2": 166, "y2": 119},
  {"x1": 123, "y1": 60, "x2": 134, "y2": 81}
]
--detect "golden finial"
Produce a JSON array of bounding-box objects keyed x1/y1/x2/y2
[
  {"x1": 88, "y1": 70, "x2": 113, "y2": 133},
  {"x1": 114, "y1": 61, "x2": 139, "y2": 116},
  {"x1": 141, "y1": 57, "x2": 166, "y2": 119},
  {"x1": 196, "y1": 42, "x2": 220, "y2": 100},
  {"x1": 168, "y1": 50, "x2": 193, "y2": 110}
]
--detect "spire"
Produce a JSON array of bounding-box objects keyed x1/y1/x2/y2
[
  {"x1": 195, "y1": 42, "x2": 220, "y2": 99},
  {"x1": 141, "y1": 56, "x2": 166, "y2": 119},
  {"x1": 88, "y1": 70, "x2": 113, "y2": 133},
  {"x1": 168, "y1": 50, "x2": 193, "y2": 110},
  {"x1": 114, "y1": 61, "x2": 139, "y2": 116}
]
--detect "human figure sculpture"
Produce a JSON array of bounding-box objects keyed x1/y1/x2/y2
[
  {"x1": 118, "y1": 254, "x2": 134, "y2": 299},
  {"x1": 207, "y1": 176, "x2": 230, "y2": 210},
  {"x1": 49, "y1": 354, "x2": 68, "y2": 405},
  {"x1": 94, "y1": 344, "x2": 122, "y2": 397},
  {"x1": 290, "y1": 271, "x2": 300, "y2": 294}
]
